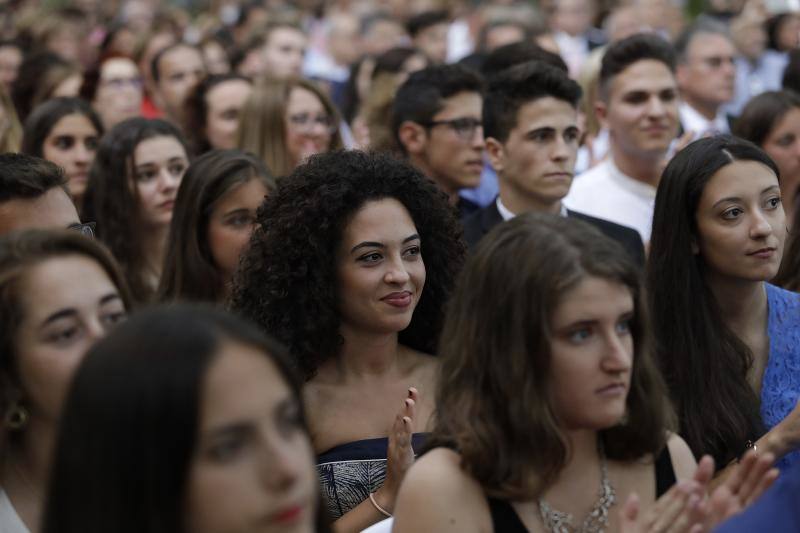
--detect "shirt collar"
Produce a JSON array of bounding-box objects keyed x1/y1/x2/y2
[{"x1": 496, "y1": 197, "x2": 568, "y2": 221}]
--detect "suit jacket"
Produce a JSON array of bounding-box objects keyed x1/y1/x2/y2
[{"x1": 462, "y1": 200, "x2": 646, "y2": 268}]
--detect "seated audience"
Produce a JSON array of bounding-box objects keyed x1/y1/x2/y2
[
  {"x1": 0, "y1": 229, "x2": 131, "y2": 532},
  {"x1": 158, "y1": 149, "x2": 275, "y2": 304},
  {"x1": 393, "y1": 213, "x2": 777, "y2": 533},
  {"x1": 648, "y1": 135, "x2": 800, "y2": 471},
  {"x1": 466, "y1": 60, "x2": 644, "y2": 265},
  {"x1": 21, "y1": 97, "x2": 103, "y2": 212},
  {"x1": 83, "y1": 118, "x2": 190, "y2": 303},
  {"x1": 42, "y1": 305, "x2": 328, "y2": 533},
  {"x1": 230, "y1": 150, "x2": 464, "y2": 532},
  {"x1": 237, "y1": 78, "x2": 343, "y2": 179},
  {"x1": 392, "y1": 213, "x2": 773, "y2": 532},
  {"x1": 0, "y1": 154, "x2": 81, "y2": 235}
]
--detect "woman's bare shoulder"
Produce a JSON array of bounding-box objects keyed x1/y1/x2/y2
[{"x1": 393, "y1": 448, "x2": 492, "y2": 533}]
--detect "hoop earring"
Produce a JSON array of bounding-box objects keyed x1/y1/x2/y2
[{"x1": 4, "y1": 402, "x2": 28, "y2": 430}]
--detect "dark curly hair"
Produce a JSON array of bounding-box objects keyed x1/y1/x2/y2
[{"x1": 229, "y1": 150, "x2": 465, "y2": 379}]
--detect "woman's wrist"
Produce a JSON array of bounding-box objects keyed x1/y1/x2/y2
[
  {"x1": 759, "y1": 425, "x2": 790, "y2": 459},
  {"x1": 374, "y1": 485, "x2": 396, "y2": 515}
]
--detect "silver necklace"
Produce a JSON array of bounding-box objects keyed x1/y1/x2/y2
[{"x1": 538, "y1": 447, "x2": 616, "y2": 533}]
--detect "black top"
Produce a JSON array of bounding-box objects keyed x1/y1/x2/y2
[
  {"x1": 487, "y1": 447, "x2": 676, "y2": 532},
  {"x1": 461, "y1": 199, "x2": 646, "y2": 268}
]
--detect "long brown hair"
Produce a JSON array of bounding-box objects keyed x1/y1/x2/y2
[
  {"x1": 236, "y1": 77, "x2": 343, "y2": 178},
  {"x1": 428, "y1": 213, "x2": 673, "y2": 500}
]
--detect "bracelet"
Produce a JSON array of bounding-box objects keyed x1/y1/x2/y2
[
  {"x1": 745, "y1": 440, "x2": 758, "y2": 453},
  {"x1": 369, "y1": 492, "x2": 392, "y2": 517}
]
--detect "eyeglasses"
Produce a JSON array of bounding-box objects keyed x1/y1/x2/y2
[
  {"x1": 68, "y1": 221, "x2": 96, "y2": 238},
  {"x1": 287, "y1": 113, "x2": 337, "y2": 134},
  {"x1": 423, "y1": 117, "x2": 483, "y2": 141},
  {"x1": 100, "y1": 77, "x2": 143, "y2": 90}
]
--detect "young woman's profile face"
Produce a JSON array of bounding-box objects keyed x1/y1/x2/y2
[
  {"x1": 762, "y1": 107, "x2": 800, "y2": 218},
  {"x1": 207, "y1": 177, "x2": 269, "y2": 282},
  {"x1": 42, "y1": 113, "x2": 99, "y2": 200},
  {"x1": 284, "y1": 86, "x2": 334, "y2": 169},
  {"x1": 694, "y1": 159, "x2": 786, "y2": 283},
  {"x1": 185, "y1": 340, "x2": 317, "y2": 533},
  {"x1": 548, "y1": 276, "x2": 633, "y2": 431},
  {"x1": 132, "y1": 135, "x2": 189, "y2": 229},
  {"x1": 336, "y1": 198, "x2": 426, "y2": 336},
  {"x1": 13, "y1": 255, "x2": 126, "y2": 422}
]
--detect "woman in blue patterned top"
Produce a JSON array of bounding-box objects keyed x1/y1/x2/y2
[{"x1": 648, "y1": 135, "x2": 800, "y2": 473}]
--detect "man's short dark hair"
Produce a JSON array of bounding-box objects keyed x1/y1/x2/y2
[
  {"x1": 484, "y1": 61, "x2": 582, "y2": 143},
  {"x1": 599, "y1": 33, "x2": 676, "y2": 100},
  {"x1": 674, "y1": 18, "x2": 730, "y2": 63},
  {"x1": 151, "y1": 43, "x2": 200, "y2": 83},
  {"x1": 0, "y1": 153, "x2": 67, "y2": 203},
  {"x1": 392, "y1": 64, "x2": 485, "y2": 152},
  {"x1": 407, "y1": 9, "x2": 450, "y2": 37},
  {"x1": 482, "y1": 41, "x2": 568, "y2": 80}
]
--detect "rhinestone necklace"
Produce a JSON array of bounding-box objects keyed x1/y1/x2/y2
[{"x1": 538, "y1": 447, "x2": 616, "y2": 533}]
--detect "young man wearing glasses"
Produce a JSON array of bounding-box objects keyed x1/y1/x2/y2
[
  {"x1": 392, "y1": 63, "x2": 485, "y2": 218},
  {"x1": 464, "y1": 60, "x2": 644, "y2": 265},
  {"x1": 0, "y1": 153, "x2": 88, "y2": 236}
]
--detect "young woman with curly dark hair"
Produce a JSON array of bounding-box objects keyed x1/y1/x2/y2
[
  {"x1": 230, "y1": 149, "x2": 464, "y2": 533},
  {"x1": 82, "y1": 117, "x2": 190, "y2": 303}
]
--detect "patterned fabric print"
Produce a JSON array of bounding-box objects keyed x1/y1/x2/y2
[
  {"x1": 318, "y1": 457, "x2": 388, "y2": 519},
  {"x1": 316, "y1": 434, "x2": 427, "y2": 520},
  {"x1": 762, "y1": 283, "x2": 800, "y2": 470}
]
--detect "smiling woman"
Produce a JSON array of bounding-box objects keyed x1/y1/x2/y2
[
  {"x1": 230, "y1": 150, "x2": 464, "y2": 532},
  {"x1": 82, "y1": 117, "x2": 190, "y2": 303}
]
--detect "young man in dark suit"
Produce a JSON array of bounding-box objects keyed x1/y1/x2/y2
[{"x1": 463, "y1": 60, "x2": 645, "y2": 266}]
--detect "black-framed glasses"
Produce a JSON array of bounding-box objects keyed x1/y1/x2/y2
[
  {"x1": 287, "y1": 112, "x2": 338, "y2": 134},
  {"x1": 68, "y1": 221, "x2": 96, "y2": 238},
  {"x1": 422, "y1": 117, "x2": 483, "y2": 141}
]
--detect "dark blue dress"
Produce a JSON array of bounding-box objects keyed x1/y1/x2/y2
[{"x1": 317, "y1": 434, "x2": 427, "y2": 519}]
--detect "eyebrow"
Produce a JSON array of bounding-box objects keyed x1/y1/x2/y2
[
  {"x1": 712, "y1": 185, "x2": 780, "y2": 209},
  {"x1": 350, "y1": 233, "x2": 420, "y2": 254},
  {"x1": 223, "y1": 207, "x2": 251, "y2": 217},
  {"x1": 40, "y1": 293, "x2": 122, "y2": 328},
  {"x1": 135, "y1": 156, "x2": 186, "y2": 169}
]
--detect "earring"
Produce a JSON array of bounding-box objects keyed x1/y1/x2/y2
[{"x1": 4, "y1": 402, "x2": 28, "y2": 430}]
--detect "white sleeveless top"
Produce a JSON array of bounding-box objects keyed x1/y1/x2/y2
[{"x1": 0, "y1": 488, "x2": 29, "y2": 533}]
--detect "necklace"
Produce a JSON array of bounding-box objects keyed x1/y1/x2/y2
[{"x1": 538, "y1": 446, "x2": 616, "y2": 533}]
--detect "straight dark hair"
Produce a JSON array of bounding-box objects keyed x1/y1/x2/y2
[
  {"x1": 158, "y1": 149, "x2": 275, "y2": 303},
  {"x1": 21, "y1": 97, "x2": 104, "y2": 158},
  {"x1": 428, "y1": 213, "x2": 673, "y2": 499},
  {"x1": 82, "y1": 117, "x2": 189, "y2": 303},
  {"x1": 647, "y1": 135, "x2": 778, "y2": 467},
  {"x1": 42, "y1": 304, "x2": 329, "y2": 533}
]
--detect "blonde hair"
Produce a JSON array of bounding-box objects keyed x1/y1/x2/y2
[{"x1": 236, "y1": 77, "x2": 344, "y2": 178}]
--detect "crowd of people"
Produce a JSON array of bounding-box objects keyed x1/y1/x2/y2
[{"x1": 0, "y1": 0, "x2": 800, "y2": 532}]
